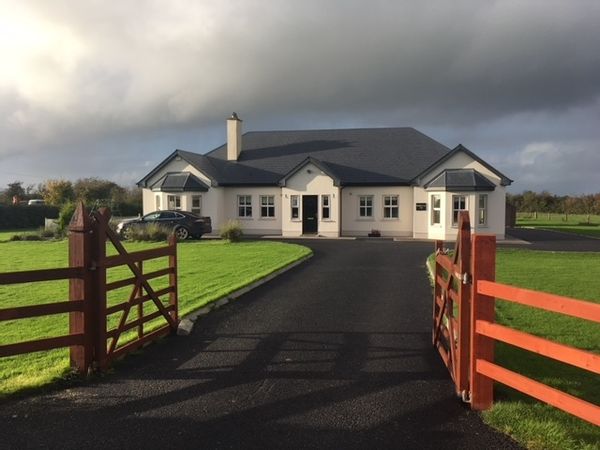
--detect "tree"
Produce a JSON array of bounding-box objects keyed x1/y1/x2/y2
[
  {"x1": 563, "y1": 196, "x2": 579, "y2": 221},
  {"x1": 42, "y1": 179, "x2": 75, "y2": 206},
  {"x1": 521, "y1": 191, "x2": 539, "y2": 216},
  {"x1": 581, "y1": 194, "x2": 597, "y2": 224},
  {"x1": 3, "y1": 181, "x2": 25, "y2": 204},
  {"x1": 73, "y1": 178, "x2": 122, "y2": 204}
]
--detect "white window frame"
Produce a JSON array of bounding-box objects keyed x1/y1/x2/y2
[
  {"x1": 260, "y1": 195, "x2": 275, "y2": 218},
  {"x1": 321, "y1": 195, "x2": 331, "y2": 220},
  {"x1": 431, "y1": 195, "x2": 441, "y2": 225},
  {"x1": 167, "y1": 195, "x2": 181, "y2": 210},
  {"x1": 383, "y1": 195, "x2": 399, "y2": 219},
  {"x1": 452, "y1": 195, "x2": 467, "y2": 226},
  {"x1": 191, "y1": 195, "x2": 202, "y2": 215},
  {"x1": 238, "y1": 195, "x2": 252, "y2": 218},
  {"x1": 478, "y1": 194, "x2": 488, "y2": 226},
  {"x1": 290, "y1": 195, "x2": 300, "y2": 220},
  {"x1": 359, "y1": 195, "x2": 373, "y2": 218},
  {"x1": 155, "y1": 195, "x2": 161, "y2": 211}
]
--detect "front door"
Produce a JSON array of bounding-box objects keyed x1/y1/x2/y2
[{"x1": 302, "y1": 195, "x2": 318, "y2": 234}]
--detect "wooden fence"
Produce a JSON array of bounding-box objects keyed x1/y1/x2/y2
[
  {"x1": 434, "y1": 211, "x2": 600, "y2": 426},
  {"x1": 0, "y1": 202, "x2": 178, "y2": 374}
]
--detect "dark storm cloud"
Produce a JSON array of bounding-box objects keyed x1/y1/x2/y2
[{"x1": 1, "y1": 1, "x2": 599, "y2": 193}]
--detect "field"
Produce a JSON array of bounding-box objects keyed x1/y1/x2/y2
[
  {"x1": 517, "y1": 213, "x2": 600, "y2": 238},
  {"x1": 0, "y1": 238, "x2": 311, "y2": 397}
]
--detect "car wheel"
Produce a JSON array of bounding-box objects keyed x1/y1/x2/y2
[
  {"x1": 174, "y1": 226, "x2": 189, "y2": 240},
  {"x1": 121, "y1": 226, "x2": 133, "y2": 240}
]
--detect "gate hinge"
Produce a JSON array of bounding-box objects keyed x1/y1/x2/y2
[
  {"x1": 462, "y1": 272, "x2": 472, "y2": 285},
  {"x1": 461, "y1": 390, "x2": 471, "y2": 403}
]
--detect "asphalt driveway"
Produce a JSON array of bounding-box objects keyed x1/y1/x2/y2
[
  {"x1": 0, "y1": 240, "x2": 520, "y2": 450},
  {"x1": 506, "y1": 227, "x2": 600, "y2": 252}
]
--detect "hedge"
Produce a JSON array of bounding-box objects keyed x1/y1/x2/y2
[{"x1": 0, "y1": 205, "x2": 60, "y2": 229}]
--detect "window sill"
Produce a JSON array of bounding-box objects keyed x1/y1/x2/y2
[
  {"x1": 321, "y1": 219, "x2": 335, "y2": 222},
  {"x1": 356, "y1": 218, "x2": 375, "y2": 222},
  {"x1": 382, "y1": 218, "x2": 399, "y2": 221},
  {"x1": 259, "y1": 217, "x2": 277, "y2": 221},
  {"x1": 237, "y1": 217, "x2": 254, "y2": 221},
  {"x1": 291, "y1": 219, "x2": 302, "y2": 222}
]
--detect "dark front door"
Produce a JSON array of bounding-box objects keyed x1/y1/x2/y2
[{"x1": 302, "y1": 195, "x2": 318, "y2": 234}]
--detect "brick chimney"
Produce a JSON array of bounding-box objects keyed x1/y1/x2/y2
[{"x1": 227, "y1": 112, "x2": 242, "y2": 161}]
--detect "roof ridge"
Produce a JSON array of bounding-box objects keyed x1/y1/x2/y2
[{"x1": 241, "y1": 126, "x2": 417, "y2": 134}]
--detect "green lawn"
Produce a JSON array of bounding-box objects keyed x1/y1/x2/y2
[
  {"x1": 517, "y1": 213, "x2": 600, "y2": 238},
  {"x1": 0, "y1": 238, "x2": 311, "y2": 397},
  {"x1": 487, "y1": 249, "x2": 600, "y2": 450}
]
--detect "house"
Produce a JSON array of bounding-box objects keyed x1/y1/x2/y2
[{"x1": 137, "y1": 113, "x2": 512, "y2": 240}]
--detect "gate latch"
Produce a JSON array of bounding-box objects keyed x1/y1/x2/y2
[{"x1": 462, "y1": 272, "x2": 472, "y2": 285}]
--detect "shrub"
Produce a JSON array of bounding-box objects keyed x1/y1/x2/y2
[
  {"x1": 58, "y1": 202, "x2": 77, "y2": 232},
  {"x1": 220, "y1": 220, "x2": 243, "y2": 242},
  {"x1": 9, "y1": 233, "x2": 43, "y2": 241},
  {"x1": 125, "y1": 223, "x2": 171, "y2": 242},
  {"x1": 39, "y1": 227, "x2": 57, "y2": 239}
]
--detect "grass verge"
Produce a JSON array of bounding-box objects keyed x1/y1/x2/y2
[{"x1": 0, "y1": 239, "x2": 311, "y2": 397}]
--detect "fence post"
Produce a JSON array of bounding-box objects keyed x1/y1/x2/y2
[
  {"x1": 91, "y1": 207, "x2": 110, "y2": 369},
  {"x1": 168, "y1": 234, "x2": 178, "y2": 329},
  {"x1": 68, "y1": 202, "x2": 94, "y2": 374},
  {"x1": 470, "y1": 234, "x2": 496, "y2": 410},
  {"x1": 456, "y1": 212, "x2": 472, "y2": 396},
  {"x1": 137, "y1": 260, "x2": 144, "y2": 339},
  {"x1": 433, "y1": 240, "x2": 444, "y2": 345}
]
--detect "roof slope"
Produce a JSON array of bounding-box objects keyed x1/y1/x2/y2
[
  {"x1": 151, "y1": 172, "x2": 210, "y2": 192},
  {"x1": 202, "y1": 127, "x2": 451, "y2": 186},
  {"x1": 140, "y1": 128, "x2": 517, "y2": 188},
  {"x1": 425, "y1": 169, "x2": 496, "y2": 191},
  {"x1": 416, "y1": 144, "x2": 513, "y2": 186}
]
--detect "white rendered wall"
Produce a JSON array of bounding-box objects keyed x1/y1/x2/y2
[
  {"x1": 417, "y1": 152, "x2": 508, "y2": 240},
  {"x1": 341, "y1": 187, "x2": 413, "y2": 237},
  {"x1": 222, "y1": 187, "x2": 282, "y2": 235},
  {"x1": 281, "y1": 162, "x2": 340, "y2": 237}
]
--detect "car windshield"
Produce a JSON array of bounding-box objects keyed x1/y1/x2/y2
[{"x1": 143, "y1": 213, "x2": 161, "y2": 221}]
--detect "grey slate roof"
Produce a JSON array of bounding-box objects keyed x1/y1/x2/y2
[
  {"x1": 151, "y1": 172, "x2": 210, "y2": 192},
  {"x1": 425, "y1": 169, "x2": 497, "y2": 191},
  {"x1": 138, "y1": 128, "x2": 512, "y2": 188}
]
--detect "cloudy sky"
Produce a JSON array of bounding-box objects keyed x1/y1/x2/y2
[{"x1": 1, "y1": 0, "x2": 599, "y2": 194}]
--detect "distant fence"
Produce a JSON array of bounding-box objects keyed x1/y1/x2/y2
[
  {"x1": 433, "y1": 211, "x2": 600, "y2": 426},
  {"x1": 0, "y1": 202, "x2": 178, "y2": 373}
]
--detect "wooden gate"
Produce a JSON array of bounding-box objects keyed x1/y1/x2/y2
[
  {"x1": 0, "y1": 202, "x2": 179, "y2": 374},
  {"x1": 88, "y1": 207, "x2": 178, "y2": 369},
  {"x1": 432, "y1": 211, "x2": 471, "y2": 398},
  {"x1": 433, "y1": 212, "x2": 600, "y2": 426}
]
